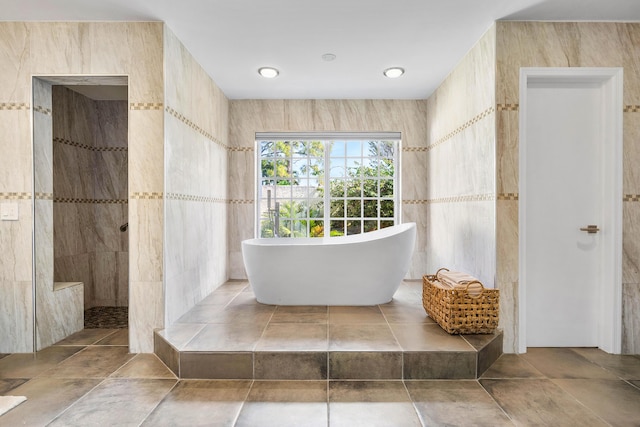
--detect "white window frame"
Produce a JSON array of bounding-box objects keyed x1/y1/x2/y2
[{"x1": 254, "y1": 132, "x2": 401, "y2": 238}]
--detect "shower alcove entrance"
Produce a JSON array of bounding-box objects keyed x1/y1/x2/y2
[{"x1": 33, "y1": 76, "x2": 129, "y2": 350}]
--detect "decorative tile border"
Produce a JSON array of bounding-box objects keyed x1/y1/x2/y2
[
  {"x1": 624, "y1": 194, "x2": 640, "y2": 202},
  {"x1": 229, "y1": 199, "x2": 254, "y2": 205},
  {"x1": 0, "y1": 102, "x2": 30, "y2": 111},
  {"x1": 130, "y1": 102, "x2": 163, "y2": 110},
  {"x1": 229, "y1": 146, "x2": 254, "y2": 152},
  {"x1": 131, "y1": 192, "x2": 164, "y2": 200},
  {"x1": 165, "y1": 106, "x2": 228, "y2": 150},
  {"x1": 427, "y1": 106, "x2": 495, "y2": 151},
  {"x1": 624, "y1": 105, "x2": 640, "y2": 113},
  {"x1": 403, "y1": 146, "x2": 429, "y2": 152},
  {"x1": 0, "y1": 192, "x2": 31, "y2": 200},
  {"x1": 166, "y1": 193, "x2": 226, "y2": 203},
  {"x1": 35, "y1": 192, "x2": 53, "y2": 200},
  {"x1": 53, "y1": 137, "x2": 127, "y2": 152},
  {"x1": 403, "y1": 194, "x2": 496, "y2": 204},
  {"x1": 497, "y1": 193, "x2": 519, "y2": 201},
  {"x1": 54, "y1": 198, "x2": 127, "y2": 204},
  {"x1": 33, "y1": 105, "x2": 52, "y2": 115},
  {"x1": 497, "y1": 103, "x2": 519, "y2": 112}
]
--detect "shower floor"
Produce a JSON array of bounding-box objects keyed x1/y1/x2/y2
[
  {"x1": 84, "y1": 306, "x2": 128, "y2": 329},
  {"x1": 155, "y1": 280, "x2": 503, "y2": 380}
]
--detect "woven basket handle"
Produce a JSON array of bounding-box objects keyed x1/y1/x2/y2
[
  {"x1": 435, "y1": 267, "x2": 449, "y2": 282},
  {"x1": 462, "y1": 280, "x2": 485, "y2": 298}
]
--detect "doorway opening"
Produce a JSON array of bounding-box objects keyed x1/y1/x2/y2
[{"x1": 33, "y1": 76, "x2": 129, "y2": 350}]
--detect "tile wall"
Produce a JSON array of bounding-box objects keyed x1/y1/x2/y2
[
  {"x1": 52, "y1": 86, "x2": 128, "y2": 309},
  {"x1": 424, "y1": 26, "x2": 497, "y2": 288},
  {"x1": 227, "y1": 100, "x2": 429, "y2": 280},
  {"x1": 495, "y1": 22, "x2": 640, "y2": 353},
  {"x1": 0, "y1": 22, "x2": 164, "y2": 353},
  {"x1": 163, "y1": 27, "x2": 230, "y2": 325}
]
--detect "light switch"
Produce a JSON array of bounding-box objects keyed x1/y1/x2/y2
[{"x1": 1, "y1": 202, "x2": 19, "y2": 221}]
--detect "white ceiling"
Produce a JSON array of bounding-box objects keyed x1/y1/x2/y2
[{"x1": 2, "y1": 0, "x2": 639, "y2": 100}]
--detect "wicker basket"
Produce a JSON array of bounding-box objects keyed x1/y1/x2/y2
[{"x1": 422, "y1": 268, "x2": 499, "y2": 334}]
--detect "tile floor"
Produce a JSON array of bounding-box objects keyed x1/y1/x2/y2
[
  {"x1": 154, "y1": 281, "x2": 502, "y2": 380},
  {"x1": 1, "y1": 280, "x2": 639, "y2": 426},
  {"x1": 1, "y1": 332, "x2": 639, "y2": 426}
]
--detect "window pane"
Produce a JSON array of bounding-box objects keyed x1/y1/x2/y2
[
  {"x1": 381, "y1": 220, "x2": 394, "y2": 229},
  {"x1": 260, "y1": 218, "x2": 275, "y2": 238},
  {"x1": 309, "y1": 200, "x2": 324, "y2": 218},
  {"x1": 363, "y1": 200, "x2": 378, "y2": 218},
  {"x1": 331, "y1": 199, "x2": 344, "y2": 217},
  {"x1": 381, "y1": 200, "x2": 394, "y2": 218},
  {"x1": 330, "y1": 159, "x2": 345, "y2": 178},
  {"x1": 292, "y1": 220, "x2": 307, "y2": 237},
  {"x1": 346, "y1": 200, "x2": 361, "y2": 218},
  {"x1": 330, "y1": 179, "x2": 346, "y2": 198},
  {"x1": 364, "y1": 220, "x2": 378, "y2": 233},
  {"x1": 330, "y1": 220, "x2": 345, "y2": 236},
  {"x1": 310, "y1": 220, "x2": 324, "y2": 237},
  {"x1": 363, "y1": 179, "x2": 377, "y2": 197},
  {"x1": 346, "y1": 220, "x2": 361, "y2": 235},
  {"x1": 346, "y1": 141, "x2": 362, "y2": 157},
  {"x1": 346, "y1": 179, "x2": 361, "y2": 197},
  {"x1": 330, "y1": 141, "x2": 345, "y2": 156},
  {"x1": 380, "y1": 179, "x2": 394, "y2": 197}
]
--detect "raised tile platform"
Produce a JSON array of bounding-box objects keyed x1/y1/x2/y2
[{"x1": 154, "y1": 281, "x2": 502, "y2": 380}]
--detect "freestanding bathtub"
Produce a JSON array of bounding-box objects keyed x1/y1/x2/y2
[{"x1": 241, "y1": 222, "x2": 416, "y2": 305}]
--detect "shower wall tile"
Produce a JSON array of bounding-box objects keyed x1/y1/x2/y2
[
  {"x1": 497, "y1": 281, "x2": 519, "y2": 354},
  {"x1": 496, "y1": 110, "x2": 519, "y2": 195},
  {"x1": 623, "y1": 202, "x2": 640, "y2": 285},
  {"x1": 94, "y1": 101, "x2": 128, "y2": 148},
  {"x1": 87, "y1": 22, "x2": 163, "y2": 103},
  {"x1": 496, "y1": 200, "x2": 518, "y2": 286},
  {"x1": 29, "y1": 23, "x2": 90, "y2": 75},
  {"x1": 0, "y1": 110, "x2": 32, "y2": 193},
  {"x1": 0, "y1": 199, "x2": 33, "y2": 283},
  {"x1": 129, "y1": 109, "x2": 163, "y2": 194},
  {"x1": 129, "y1": 281, "x2": 163, "y2": 353},
  {"x1": 0, "y1": 22, "x2": 31, "y2": 101},
  {"x1": 624, "y1": 113, "x2": 640, "y2": 195},
  {"x1": 0, "y1": 281, "x2": 33, "y2": 353},
  {"x1": 228, "y1": 151, "x2": 255, "y2": 201},
  {"x1": 54, "y1": 253, "x2": 93, "y2": 308},
  {"x1": 229, "y1": 100, "x2": 285, "y2": 148},
  {"x1": 228, "y1": 203, "x2": 254, "y2": 280},
  {"x1": 402, "y1": 203, "x2": 428, "y2": 279},
  {"x1": 94, "y1": 204, "x2": 128, "y2": 253},
  {"x1": 129, "y1": 198, "x2": 163, "y2": 283},
  {"x1": 92, "y1": 251, "x2": 117, "y2": 306},
  {"x1": 622, "y1": 283, "x2": 640, "y2": 354},
  {"x1": 401, "y1": 152, "x2": 429, "y2": 201},
  {"x1": 36, "y1": 281, "x2": 83, "y2": 350}
]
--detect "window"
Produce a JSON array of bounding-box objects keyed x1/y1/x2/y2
[{"x1": 256, "y1": 132, "x2": 400, "y2": 238}]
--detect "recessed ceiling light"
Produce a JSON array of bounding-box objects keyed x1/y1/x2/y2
[
  {"x1": 322, "y1": 53, "x2": 336, "y2": 62},
  {"x1": 258, "y1": 67, "x2": 279, "y2": 78},
  {"x1": 383, "y1": 67, "x2": 405, "y2": 78}
]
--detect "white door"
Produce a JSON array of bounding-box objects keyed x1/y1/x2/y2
[{"x1": 520, "y1": 68, "x2": 623, "y2": 352}]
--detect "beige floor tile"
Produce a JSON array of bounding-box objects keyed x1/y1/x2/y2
[
  {"x1": 255, "y1": 324, "x2": 328, "y2": 351},
  {"x1": 177, "y1": 303, "x2": 274, "y2": 325},
  {"x1": 270, "y1": 305, "x2": 329, "y2": 324},
  {"x1": 329, "y1": 306, "x2": 387, "y2": 324},
  {"x1": 183, "y1": 323, "x2": 266, "y2": 351},
  {"x1": 389, "y1": 323, "x2": 475, "y2": 351},
  {"x1": 406, "y1": 380, "x2": 512, "y2": 426},
  {"x1": 111, "y1": 354, "x2": 176, "y2": 379},
  {"x1": 329, "y1": 324, "x2": 400, "y2": 351},
  {"x1": 553, "y1": 378, "x2": 640, "y2": 426},
  {"x1": 39, "y1": 346, "x2": 134, "y2": 378},
  {"x1": 570, "y1": 347, "x2": 640, "y2": 379},
  {"x1": 54, "y1": 329, "x2": 119, "y2": 345},
  {"x1": 379, "y1": 304, "x2": 434, "y2": 323},
  {"x1": 95, "y1": 328, "x2": 128, "y2": 346},
  {"x1": 48, "y1": 378, "x2": 176, "y2": 426},
  {"x1": 480, "y1": 354, "x2": 546, "y2": 379},
  {"x1": 521, "y1": 348, "x2": 619, "y2": 379},
  {"x1": 329, "y1": 381, "x2": 421, "y2": 427},
  {"x1": 197, "y1": 290, "x2": 242, "y2": 306},
  {"x1": 236, "y1": 381, "x2": 328, "y2": 427},
  {"x1": 0, "y1": 378, "x2": 100, "y2": 426},
  {"x1": 155, "y1": 323, "x2": 206, "y2": 350},
  {"x1": 142, "y1": 380, "x2": 251, "y2": 426},
  {"x1": 0, "y1": 378, "x2": 27, "y2": 394},
  {"x1": 480, "y1": 379, "x2": 608, "y2": 426},
  {"x1": 0, "y1": 346, "x2": 82, "y2": 379}
]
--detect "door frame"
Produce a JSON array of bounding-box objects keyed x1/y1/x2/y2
[{"x1": 518, "y1": 67, "x2": 623, "y2": 354}]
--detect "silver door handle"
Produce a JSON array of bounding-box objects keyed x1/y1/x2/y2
[{"x1": 580, "y1": 225, "x2": 599, "y2": 234}]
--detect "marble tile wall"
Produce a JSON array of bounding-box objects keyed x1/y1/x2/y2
[
  {"x1": 52, "y1": 86, "x2": 128, "y2": 309},
  {"x1": 424, "y1": 26, "x2": 497, "y2": 287},
  {"x1": 0, "y1": 22, "x2": 164, "y2": 353},
  {"x1": 227, "y1": 99, "x2": 429, "y2": 280},
  {"x1": 495, "y1": 22, "x2": 640, "y2": 353},
  {"x1": 163, "y1": 27, "x2": 230, "y2": 326}
]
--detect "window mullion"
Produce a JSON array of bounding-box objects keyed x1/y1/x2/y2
[{"x1": 324, "y1": 142, "x2": 331, "y2": 235}]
